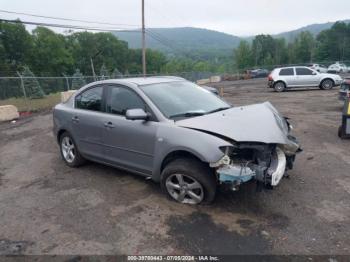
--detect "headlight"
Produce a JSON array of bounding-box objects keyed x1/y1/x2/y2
[{"x1": 210, "y1": 154, "x2": 231, "y2": 168}]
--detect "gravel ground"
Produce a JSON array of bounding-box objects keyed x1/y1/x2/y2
[{"x1": 0, "y1": 78, "x2": 350, "y2": 256}]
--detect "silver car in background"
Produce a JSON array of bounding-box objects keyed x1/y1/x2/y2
[
  {"x1": 308, "y1": 64, "x2": 327, "y2": 73},
  {"x1": 53, "y1": 77, "x2": 301, "y2": 204},
  {"x1": 328, "y1": 63, "x2": 348, "y2": 73},
  {"x1": 268, "y1": 66, "x2": 343, "y2": 92}
]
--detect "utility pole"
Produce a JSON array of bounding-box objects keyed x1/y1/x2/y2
[{"x1": 142, "y1": 0, "x2": 146, "y2": 76}]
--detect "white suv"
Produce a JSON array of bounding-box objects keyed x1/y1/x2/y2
[
  {"x1": 328, "y1": 63, "x2": 348, "y2": 73},
  {"x1": 268, "y1": 66, "x2": 343, "y2": 92}
]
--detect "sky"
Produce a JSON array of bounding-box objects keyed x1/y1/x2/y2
[{"x1": 1, "y1": 0, "x2": 350, "y2": 36}]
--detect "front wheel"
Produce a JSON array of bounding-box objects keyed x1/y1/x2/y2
[
  {"x1": 160, "y1": 158, "x2": 216, "y2": 205},
  {"x1": 320, "y1": 79, "x2": 334, "y2": 90}
]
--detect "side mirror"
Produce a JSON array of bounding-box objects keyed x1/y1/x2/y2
[
  {"x1": 125, "y1": 108, "x2": 149, "y2": 121},
  {"x1": 312, "y1": 71, "x2": 317, "y2": 75}
]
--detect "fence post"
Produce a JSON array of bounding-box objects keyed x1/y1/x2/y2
[
  {"x1": 63, "y1": 74, "x2": 70, "y2": 90},
  {"x1": 16, "y1": 71, "x2": 31, "y2": 112},
  {"x1": 219, "y1": 87, "x2": 224, "y2": 97}
]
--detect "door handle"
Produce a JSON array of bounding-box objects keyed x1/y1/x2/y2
[
  {"x1": 104, "y1": 121, "x2": 115, "y2": 128},
  {"x1": 72, "y1": 116, "x2": 79, "y2": 123}
]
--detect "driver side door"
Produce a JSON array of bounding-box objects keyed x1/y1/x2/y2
[{"x1": 101, "y1": 85, "x2": 158, "y2": 176}]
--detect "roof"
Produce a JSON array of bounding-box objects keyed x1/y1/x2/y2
[{"x1": 101, "y1": 76, "x2": 185, "y2": 86}]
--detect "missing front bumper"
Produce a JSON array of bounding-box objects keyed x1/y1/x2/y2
[{"x1": 215, "y1": 147, "x2": 288, "y2": 189}]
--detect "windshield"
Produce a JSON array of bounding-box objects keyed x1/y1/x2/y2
[{"x1": 139, "y1": 81, "x2": 230, "y2": 119}]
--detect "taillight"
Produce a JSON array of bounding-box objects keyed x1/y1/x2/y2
[{"x1": 268, "y1": 74, "x2": 273, "y2": 81}]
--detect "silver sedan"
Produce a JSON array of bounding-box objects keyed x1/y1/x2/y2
[{"x1": 53, "y1": 77, "x2": 301, "y2": 204}]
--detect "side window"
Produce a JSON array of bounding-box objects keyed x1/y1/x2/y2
[
  {"x1": 296, "y1": 67, "x2": 313, "y2": 75},
  {"x1": 279, "y1": 68, "x2": 294, "y2": 76},
  {"x1": 107, "y1": 86, "x2": 146, "y2": 116},
  {"x1": 75, "y1": 86, "x2": 103, "y2": 111}
]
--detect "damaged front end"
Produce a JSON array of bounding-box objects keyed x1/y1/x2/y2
[{"x1": 210, "y1": 137, "x2": 300, "y2": 191}]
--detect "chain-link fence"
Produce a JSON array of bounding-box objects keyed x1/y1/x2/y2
[{"x1": 0, "y1": 72, "x2": 221, "y2": 112}]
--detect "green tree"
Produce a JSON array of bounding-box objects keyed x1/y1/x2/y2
[
  {"x1": 21, "y1": 66, "x2": 45, "y2": 99},
  {"x1": 146, "y1": 49, "x2": 167, "y2": 73},
  {"x1": 0, "y1": 20, "x2": 33, "y2": 68},
  {"x1": 234, "y1": 40, "x2": 253, "y2": 70},
  {"x1": 251, "y1": 35, "x2": 276, "y2": 66},
  {"x1": 314, "y1": 22, "x2": 350, "y2": 62},
  {"x1": 68, "y1": 32, "x2": 129, "y2": 75},
  {"x1": 193, "y1": 61, "x2": 211, "y2": 72},
  {"x1": 273, "y1": 38, "x2": 288, "y2": 65},
  {"x1": 290, "y1": 31, "x2": 315, "y2": 63},
  {"x1": 71, "y1": 69, "x2": 86, "y2": 89},
  {"x1": 31, "y1": 27, "x2": 73, "y2": 76}
]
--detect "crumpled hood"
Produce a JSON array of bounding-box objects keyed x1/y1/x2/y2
[{"x1": 176, "y1": 102, "x2": 291, "y2": 144}]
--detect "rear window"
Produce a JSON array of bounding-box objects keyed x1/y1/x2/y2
[{"x1": 279, "y1": 68, "x2": 294, "y2": 76}]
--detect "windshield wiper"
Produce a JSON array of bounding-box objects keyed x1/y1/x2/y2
[
  {"x1": 206, "y1": 106, "x2": 231, "y2": 114},
  {"x1": 169, "y1": 111, "x2": 206, "y2": 119}
]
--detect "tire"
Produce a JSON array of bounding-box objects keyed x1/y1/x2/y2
[
  {"x1": 320, "y1": 79, "x2": 334, "y2": 90},
  {"x1": 59, "y1": 131, "x2": 85, "y2": 167},
  {"x1": 160, "y1": 158, "x2": 216, "y2": 205},
  {"x1": 274, "y1": 81, "x2": 286, "y2": 92},
  {"x1": 338, "y1": 125, "x2": 346, "y2": 139}
]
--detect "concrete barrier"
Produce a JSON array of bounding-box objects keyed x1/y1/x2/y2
[
  {"x1": 0, "y1": 105, "x2": 19, "y2": 122},
  {"x1": 196, "y1": 79, "x2": 211, "y2": 85},
  {"x1": 61, "y1": 90, "x2": 76, "y2": 103},
  {"x1": 210, "y1": 75, "x2": 221, "y2": 83}
]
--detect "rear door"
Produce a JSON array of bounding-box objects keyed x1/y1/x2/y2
[
  {"x1": 295, "y1": 67, "x2": 321, "y2": 87},
  {"x1": 278, "y1": 68, "x2": 296, "y2": 86},
  {"x1": 70, "y1": 85, "x2": 107, "y2": 161},
  {"x1": 101, "y1": 85, "x2": 158, "y2": 175}
]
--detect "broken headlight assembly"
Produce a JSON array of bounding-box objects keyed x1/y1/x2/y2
[
  {"x1": 210, "y1": 143, "x2": 291, "y2": 191},
  {"x1": 209, "y1": 146, "x2": 235, "y2": 168}
]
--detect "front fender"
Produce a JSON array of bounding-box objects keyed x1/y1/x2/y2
[{"x1": 151, "y1": 124, "x2": 232, "y2": 182}]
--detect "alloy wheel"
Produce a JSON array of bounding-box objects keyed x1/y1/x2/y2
[
  {"x1": 61, "y1": 136, "x2": 76, "y2": 163},
  {"x1": 322, "y1": 80, "x2": 333, "y2": 90},
  {"x1": 274, "y1": 82, "x2": 285, "y2": 92},
  {"x1": 165, "y1": 173, "x2": 204, "y2": 204}
]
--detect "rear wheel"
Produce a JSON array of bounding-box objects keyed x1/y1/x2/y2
[
  {"x1": 59, "y1": 132, "x2": 85, "y2": 167},
  {"x1": 160, "y1": 158, "x2": 216, "y2": 205},
  {"x1": 274, "y1": 81, "x2": 286, "y2": 92},
  {"x1": 320, "y1": 79, "x2": 334, "y2": 90}
]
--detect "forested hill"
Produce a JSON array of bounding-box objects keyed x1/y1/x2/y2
[
  {"x1": 275, "y1": 19, "x2": 350, "y2": 41},
  {"x1": 114, "y1": 27, "x2": 241, "y2": 55},
  {"x1": 114, "y1": 20, "x2": 350, "y2": 54}
]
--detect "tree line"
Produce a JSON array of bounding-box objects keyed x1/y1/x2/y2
[
  {"x1": 234, "y1": 21, "x2": 350, "y2": 70},
  {"x1": 0, "y1": 21, "x2": 171, "y2": 77},
  {"x1": 1, "y1": 20, "x2": 350, "y2": 85}
]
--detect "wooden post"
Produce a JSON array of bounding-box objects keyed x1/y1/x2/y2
[
  {"x1": 142, "y1": 0, "x2": 146, "y2": 76},
  {"x1": 219, "y1": 87, "x2": 224, "y2": 97}
]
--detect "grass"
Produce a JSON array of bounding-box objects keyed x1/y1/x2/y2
[{"x1": 0, "y1": 93, "x2": 61, "y2": 112}]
